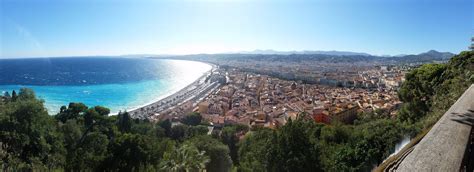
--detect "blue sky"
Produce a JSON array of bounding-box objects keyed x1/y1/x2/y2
[{"x1": 0, "y1": 0, "x2": 472, "y2": 58}]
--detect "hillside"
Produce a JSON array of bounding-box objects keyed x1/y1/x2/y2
[
  {"x1": 398, "y1": 50, "x2": 474, "y2": 129},
  {"x1": 156, "y1": 50, "x2": 455, "y2": 64}
]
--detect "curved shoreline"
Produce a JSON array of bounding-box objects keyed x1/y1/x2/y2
[
  {"x1": 0, "y1": 59, "x2": 215, "y2": 116},
  {"x1": 127, "y1": 61, "x2": 216, "y2": 118}
]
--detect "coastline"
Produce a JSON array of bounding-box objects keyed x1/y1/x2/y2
[
  {"x1": 128, "y1": 61, "x2": 217, "y2": 119},
  {"x1": 0, "y1": 59, "x2": 215, "y2": 116}
]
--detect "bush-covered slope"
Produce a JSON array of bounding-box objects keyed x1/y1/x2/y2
[{"x1": 398, "y1": 51, "x2": 474, "y2": 130}]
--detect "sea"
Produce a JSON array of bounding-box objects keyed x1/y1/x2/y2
[{"x1": 0, "y1": 57, "x2": 212, "y2": 115}]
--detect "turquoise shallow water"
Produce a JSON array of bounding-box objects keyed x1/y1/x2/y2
[{"x1": 0, "y1": 58, "x2": 211, "y2": 114}]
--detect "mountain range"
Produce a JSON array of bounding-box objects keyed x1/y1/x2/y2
[
  {"x1": 235, "y1": 49, "x2": 455, "y2": 58},
  {"x1": 236, "y1": 49, "x2": 372, "y2": 56},
  {"x1": 153, "y1": 49, "x2": 456, "y2": 64}
]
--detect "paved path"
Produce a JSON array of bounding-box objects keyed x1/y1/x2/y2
[{"x1": 395, "y1": 84, "x2": 474, "y2": 171}]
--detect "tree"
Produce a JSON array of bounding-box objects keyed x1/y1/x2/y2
[
  {"x1": 186, "y1": 135, "x2": 232, "y2": 172},
  {"x1": 171, "y1": 124, "x2": 189, "y2": 141},
  {"x1": 68, "y1": 132, "x2": 109, "y2": 171},
  {"x1": 398, "y1": 51, "x2": 473, "y2": 125},
  {"x1": 17, "y1": 88, "x2": 36, "y2": 100},
  {"x1": 155, "y1": 126, "x2": 167, "y2": 138},
  {"x1": 3, "y1": 91, "x2": 10, "y2": 98},
  {"x1": 219, "y1": 124, "x2": 248, "y2": 165},
  {"x1": 11, "y1": 90, "x2": 17, "y2": 102},
  {"x1": 316, "y1": 118, "x2": 405, "y2": 171},
  {"x1": 84, "y1": 108, "x2": 100, "y2": 127},
  {"x1": 160, "y1": 143, "x2": 210, "y2": 172},
  {"x1": 238, "y1": 128, "x2": 273, "y2": 172},
  {"x1": 83, "y1": 106, "x2": 109, "y2": 128},
  {"x1": 102, "y1": 133, "x2": 167, "y2": 171},
  {"x1": 0, "y1": 88, "x2": 65, "y2": 170},
  {"x1": 131, "y1": 122, "x2": 156, "y2": 136},
  {"x1": 186, "y1": 125, "x2": 208, "y2": 138},
  {"x1": 67, "y1": 102, "x2": 88, "y2": 115},
  {"x1": 320, "y1": 124, "x2": 351, "y2": 144},
  {"x1": 94, "y1": 106, "x2": 110, "y2": 116},
  {"x1": 397, "y1": 63, "x2": 446, "y2": 123},
  {"x1": 181, "y1": 112, "x2": 202, "y2": 126},
  {"x1": 1, "y1": 91, "x2": 11, "y2": 103},
  {"x1": 159, "y1": 119, "x2": 172, "y2": 137},
  {"x1": 117, "y1": 111, "x2": 132, "y2": 133},
  {"x1": 54, "y1": 102, "x2": 88, "y2": 123},
  {"x1": 60, "y1": 119, "x2": 83, "y2": 170},
  {"x1": 266, "y1": 118, "x2": 322, "y2": 172}
]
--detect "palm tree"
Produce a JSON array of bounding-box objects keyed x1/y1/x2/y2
[{"x1": 160, "y1": 143, "x2": 210, "y2": 172}]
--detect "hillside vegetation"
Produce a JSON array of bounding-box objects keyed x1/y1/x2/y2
[{"x1": 398, "y1": 51, "x2": 474, "y2": 131}]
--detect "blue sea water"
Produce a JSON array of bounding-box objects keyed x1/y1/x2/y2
[{"x1": 0, "y1": 57, "x2": 212, "y2": 114}]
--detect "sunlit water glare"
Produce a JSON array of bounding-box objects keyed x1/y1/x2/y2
[{"x1": 0, "y1": 58, "x2": 211, "y2": 114}]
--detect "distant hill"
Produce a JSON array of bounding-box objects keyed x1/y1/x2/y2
[
  {"x1": 420, "y1": 50, "x2": 454, "y2": 59},
  {"x1": 385, "y1": 50, "x2": 455, "y2": 63},
  {"x1": 237, "y1": 49, "x2": 372, "y2": 56},
  {"x1": 149, "y1": 50, "x2": 456, "y2": 64}
]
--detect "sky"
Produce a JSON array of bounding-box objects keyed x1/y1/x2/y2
[{"x1": 0, "y1": 0, "x2": 473, "y2": 58}]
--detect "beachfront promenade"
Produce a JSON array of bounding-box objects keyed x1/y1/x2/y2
[{"x1": 129, "y1": 69, "x2": 222, "y2": 120}]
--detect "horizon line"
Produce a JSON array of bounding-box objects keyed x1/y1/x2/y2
[{"x1": 0, "y1": 49, "x2": 459, "y2": 59}]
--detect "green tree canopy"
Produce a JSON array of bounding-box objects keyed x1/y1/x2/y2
[
  {"x1": 219, "y1": 124, "x2": 248, "y2": 165},
  {"x1": 117, "y1": 111, "x2": 132, "y2": 133},
  {"x1": 186, "y1": 135, "x2": 232, "y2": 172},
  {"x1": 160, "y1": 143, "x2": 210, "y2": 172},
  {"x1": 266, "y1": 118, "x2": 322, "y2": 172},
  {"x1": 181, "y1": 112, "x2": 203, "y2": 126},
  {"x1": 55, "y1": 102, "x2": 88, "y2": 123},
  {"x1": 0, "y1": 88, "x2": 65, "y2": 170},
  {"x1": 238, "y1": 128, "x2": 273, "y2": 172}
]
